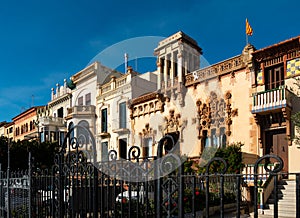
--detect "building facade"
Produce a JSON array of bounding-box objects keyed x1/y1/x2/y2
[
  {"x1": 251, "y1": 36, "x2": 300, "y2": 174},
  {"x1": 0, "y1": 121, "x2": 7, "y2": 137},
  {"x1": 130, "y1": 31, "x2": 257, "y2": 163},
  {"x1": 12, "y1": 106, "x2": 42, "y2": 141},
  {"x1": 36, "y1": 79, "x2": 72, "y2": 145},
  {"x1": 2, "y1": 31, "x2": 300, "y2": 175},
  {"x1": 96, "y1": 66, "x2": 157, "y2": 161},
  {"x1": 129, "y1": 31, "x2": 300, "y2": 174}
]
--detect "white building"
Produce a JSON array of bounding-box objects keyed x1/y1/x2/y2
[
  {"x1": 37, "y1": 79, "x2": 72, "y2": 145},
  {"x1": 96, "y1": 66, "x2": 157, "y2": 161},
  {"x1": 64, "y1": 62, "x2": 122, "y2": 152}
]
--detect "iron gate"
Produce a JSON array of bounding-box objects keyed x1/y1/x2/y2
[{"x1": 1, "y1": 125, "x2": 300, "y2": 217}]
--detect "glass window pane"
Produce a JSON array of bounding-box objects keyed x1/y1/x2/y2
[
  {"x1": 85, "y1": 93, "x2": 91, "y2": 106},
  {"x1": 78, "y1": 96, "x2": 83, "y2": 106},
  {"x1": 101, "y1": 108, "x2": 107, "y2": 132},
  {"x1": 119, "y1": 102, "x2": 127, "y2": 129}
]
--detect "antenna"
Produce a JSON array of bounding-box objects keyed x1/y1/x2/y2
[{"x1": 124, "y1": 53, "x2": 128, "y2": 73}]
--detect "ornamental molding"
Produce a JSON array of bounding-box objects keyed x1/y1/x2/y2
[
  {"x1": 130, "y1": 93, "x2": 165, "y2": 119},
  {"x1": 48, "y1": 93, "x2": 72, "y2": 108},
  {"x1": 164, "y1": 109, "x2": 182, "y2": 134},
  {"x1": 196, "y1": 91, "x2": 237, "y2": 139},
  {"x1": 185, "y1": 55, "x2": 245, "y2": 86},
  {"x1": 195, "y1": 99, "x2": 211, "y2": 139}
]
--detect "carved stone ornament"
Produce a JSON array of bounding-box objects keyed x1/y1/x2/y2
[
  {"x1": 196, "y1": 100, "x2": 211, "y2": 139},
  {"x1": 164, "y1": 109, "x2": 182, "y2": 134}
]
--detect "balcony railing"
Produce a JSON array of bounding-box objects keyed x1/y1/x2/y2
[
  {"x1": 252, "y1": 86, "x2": 292, "y2": 113},
  {"x1": 39, "y1": 117, "x2": 65, "y2": 127},
  {"x1": 67, "y1": 105, "x2": 96, "y2": 116},
  {"x1": 242, "y1": 163, "x2": 275, "y2": 185}
]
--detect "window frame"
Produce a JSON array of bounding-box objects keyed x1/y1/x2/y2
[{"x1": 119, "y1": 102, "x2": 127, "y2": 129}]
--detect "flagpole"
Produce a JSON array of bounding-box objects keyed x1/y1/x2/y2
[{"x1": 246, "y1": 34, "x2": 248, "y2": 45}]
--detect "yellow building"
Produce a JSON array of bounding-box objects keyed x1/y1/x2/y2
[
  {"x1": 4, "y1": 122, "x2": 14, "y2": 142},
  {"x1": 130, "y1": 31, "x2": 256, "y2": 161},
  {"x1": 12, "y1": 106, "x2": 43, "y2": 141},
  {"x1": 129, "y1": 31, "x2": 300, "y2": 174},
  {"x1": 251, "y1": 36, "x2": 300, "y2": 174}
]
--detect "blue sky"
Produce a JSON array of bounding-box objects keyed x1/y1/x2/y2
[{"x1": 0, "y1": 0, "x2": 299, "y2": 122}]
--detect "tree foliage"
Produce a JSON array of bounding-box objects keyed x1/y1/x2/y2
[
  {"x1": 184, "y1": 142, "x2": 245, "y2": 174},
  {"x1": 291, "y1": 77, "x2": 300, "y2": 145},
  {"x1": 0, "y1": 137, "x2": 60, "y2": 171}
]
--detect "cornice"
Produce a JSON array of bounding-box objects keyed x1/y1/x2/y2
[
  {"x1": 253, "y1": 36, "x2": 300, "y2": 63},
  {"x1": 185, "y1": 55, "x2": 245, "y2": 86},
  {"x1": 48, "y1": 93, "x2": 72, "y2": 108}
]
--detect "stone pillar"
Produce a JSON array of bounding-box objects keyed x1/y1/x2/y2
[
  {"x1": 56, "y1": 83, "x2": 59, "y2": 98},
  {"x1": 164, "y1": 56, "x2": 168, "y2": 89},
  {"x1": 64, "y1": 79, "x2": 67, "y2": 94},
  {"x1": 51, "y1": 88, "x2": 54, "y2": 100},
  {"x1": 177, "y1": 52, "x2": 183, "y2": 83},
  {"x1": 157, "y1": 59, "x2": 162, "y2": 90}
]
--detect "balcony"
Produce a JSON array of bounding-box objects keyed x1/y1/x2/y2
[
  {"x1": 39, "y1": 117, "x2": 65, "y2": 127},
  {"x1": 252, "y1": 86, "x2": 292, "y2": 114},
  {"x1": 66, "y1": 105, "x2": 96, "y2": 119}
]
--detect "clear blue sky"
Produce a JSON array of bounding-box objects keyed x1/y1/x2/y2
[{"x1": 0, "y1": 0, "x2": 299, "y2": 122}]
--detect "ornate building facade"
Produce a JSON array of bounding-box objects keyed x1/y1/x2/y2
[
  {"x1": 130, "y1": 32, "x2": 300, "y2": 174},
  {"x1": 251, "y1": 36, "x2": 300, "y2": 174},
  {"x1": 36, "y1": 79, "x2": 72, "y2": 145},
  {"x1": 96, "y1": 67, "x2": 157, "y2": 161},
  {"x1": 130, "y1": 32, "x2": 257, "y2": 162}
]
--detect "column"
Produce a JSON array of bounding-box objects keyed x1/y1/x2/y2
[
  {"x1": 177, "y1": 52, "x2": 183, "y2": 83},
  {"x1": 164, "y1": 55, "x2": 168, "y2": 89},
  {"x1": 157, "y1": 59, "x2": 162, "y2": 90}
]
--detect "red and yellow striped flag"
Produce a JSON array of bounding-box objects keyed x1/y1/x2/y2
[{"x1": 246, "y1": 18, "x2": 253, "y2": 36}]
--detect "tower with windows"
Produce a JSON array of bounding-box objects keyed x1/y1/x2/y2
[{"x1": 154, "y1": 31, "x2": 202, "y2": 105}]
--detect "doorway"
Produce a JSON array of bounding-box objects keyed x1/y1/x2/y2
[{"x1": 265, "y1": 128, "x2": 288, "y2": 173}]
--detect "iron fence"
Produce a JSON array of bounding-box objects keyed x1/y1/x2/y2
[{"x1": 0, "y1": 127, "x2": 300, "y2": 217}]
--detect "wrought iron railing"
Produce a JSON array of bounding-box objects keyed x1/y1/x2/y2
[{"x1": 2, "y1": 132, "x2": 300, "y2": 217}]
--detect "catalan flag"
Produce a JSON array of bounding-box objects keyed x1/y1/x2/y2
[{"x1": 246, "y1": 18, "x2": 253, "y2": 36}]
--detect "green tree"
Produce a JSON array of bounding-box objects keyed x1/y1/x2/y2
[
  {"x1": 0, "y1": 136, "x2": 9, "y2": 169},
  {"x1": 184, "y1": 142, "x2": 245, "y2": 174},
  {"x1": 291, "y1": 77, "x2": 300, "y2": 144},
  {"x1": 0, "y1": 138, "x2": 60, "y2": 171}
]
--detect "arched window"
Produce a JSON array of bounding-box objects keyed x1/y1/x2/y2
[
  {"x1": 25, "y1": 123, "x2": 28, "y2": 132},
  {"x1": 30, "y1": 121, "x2": 33, "y2": 131}
]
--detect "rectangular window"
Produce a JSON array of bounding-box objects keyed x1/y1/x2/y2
[
  {"x1": 78, "y1": 96, "x2": 83, "y2": 106},
  {"x1": 119, "y1": 138, "x2": 127, "y2": 159},
  {"x1": 57, "y1": 107, "x2": 64, "y2": 118},
  {"x1": 119, "y1": 102, "x2": 127, "y2": 129},
  {"x1": 143, "y1": 137, "x2": 153, "y2": 157},
  {"x1": 265, "y1": 65, "x2": 284, "y2": 90},
  {"x1": 85, "y1": 93, "x2": 91, "y2": 106},
  {"x1": 220, "y1": 127, "x2": 226, "y2": 148},
  {"x1": 211, "y1": 128, "x2": 217, "y2": 147},
  {"x1": 40, "y1": 132, "x2": 45, "y2": 143},
  {"x1": 101, "y1": 108, "x2": 108, "y2": 133},
  {"x1": 101, "y1": 142, "x2": 108, "y2": 161}
]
